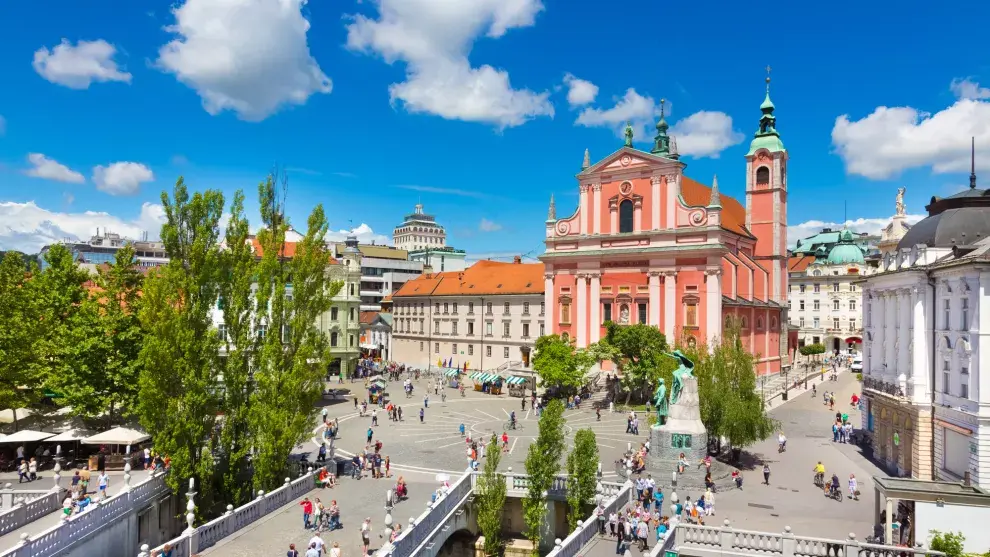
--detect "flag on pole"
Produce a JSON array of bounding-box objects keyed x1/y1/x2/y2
[{"x1": 437, "y1": 358, "x2": 442, "y2": 367}]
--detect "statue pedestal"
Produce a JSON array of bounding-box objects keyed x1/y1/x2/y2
[{"x1": 649, "y1": 376, "x2": 707, "y2": 466}]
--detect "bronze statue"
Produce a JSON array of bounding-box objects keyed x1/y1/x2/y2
[
  {"x1": 624, "y1": 121, "x2": 634, "y2": 147},
  {"x1": 665, "y1": 350, "x2": 696, "y2": 405},
  {"x1": 653, "y1": 378, "x2": 668, "y2": 425}
]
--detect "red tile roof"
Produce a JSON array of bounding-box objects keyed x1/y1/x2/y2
[
  {"x1": 359, "y1": 311, "x2": 378, "y2": 325},
  {"x1": 788, "y1": 255, "x2": 816, "y2": 272},
  {"x1": 392, "y1": 260, "x2": 544, "y2": 298},
  {"x1": 680, "y1": 176, "x2": 752, "y2": 238}
]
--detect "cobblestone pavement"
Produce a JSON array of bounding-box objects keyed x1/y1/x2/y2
[{"x1": 208, "y1": 371, "x2": 878, "y2": 557}]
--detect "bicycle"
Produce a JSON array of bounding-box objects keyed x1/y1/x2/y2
[
  {"x1": 504, "y1": 420, "x2": 520, "y2": 431},
  {"x1": 813, "y1": 472, "x2": 824, "y2": 488}
]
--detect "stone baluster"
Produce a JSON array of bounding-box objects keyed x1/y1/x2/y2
[
  {"x1": 184, "y1": 478, "x2": 197, "y2": 534},
  {"x1": 1, "y1": 483, "x2": 13, "y2": 508},
  {"x1": 843, "y1": 533, "x2": 861, "y2": 557},
  {"x1": 122, "y1": 446, "x2": 133, "y2": 493},
  {"x1": 719, "y1": 520, "x2": 733, "y2": 551},
  {"x1": 506, "y1": 467, "x2": 513, "y2": 492},
  {"x1": 226, "y1": 504, "x2": 234, "y2": 515},
  {"x1": 138, "y1": 543, "x2": 150, "y2": 557},
  {"x1": 18, "y1": 533, "x2": 29, "y2": 548},
  {"x1": 781, "y1": 526, "x2": 796, "y2": 557},
  {"x1": 52, "y1": 459, "x2": 62, "y2": 492}
]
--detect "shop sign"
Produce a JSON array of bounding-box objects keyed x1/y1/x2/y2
[{"x1": 893, "y1": 432, "x2": 900, "y2": 446}]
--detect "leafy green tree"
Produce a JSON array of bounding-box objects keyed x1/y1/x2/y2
[
  {"x1": 34, "y1": 244, "x2": 91, "y2": 394},
  {"x1": 565, "y1": 428, "x2": 600, "y2": 531},
  {"x1": 138, "y1": 178, "x2": 225, "y2": 512},
  {"x1": 532, "y1": 334, "x2": 592, "y2": 390},
  {"x1": 928, "y1": 530, "x2": 965, "y2": 557},
  {"x1": 0, "y1": 253, "x2": 42, "y2": 430},
  {"x1": 213, "y1": 191, "x2": 257, "y2": 506},
  {"x1": 799, "y1": 343, "x2": 826, "y2": 361},
  {"x1": 249, "y1": 173, "x2": 341, "y2": 490},
  {"x1": 523, "y1": 399, "x2": 566, "y2": 555},
  {"x1": 684, "y1": 324, "x2": 777, "y2": 451},
  {"x1": 589, "y1": 323, "x2": 677, "y2": 403},
  {"x1": 48, "y1": 244, "x2": 144, "y2": 428},
  {"x1": 475, "y1": 432, "x2": 506, "y2": 556}
]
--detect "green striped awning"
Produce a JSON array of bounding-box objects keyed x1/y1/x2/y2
[
  {"x1": 445, "y1": 369, "x2": 459, "y2": 378},
  {"x1": 469, "y1": 372, "x2": 483, "y2": 380},
  {"x1": 505, "y1": 376, "x2": 527, "y2": 385}
]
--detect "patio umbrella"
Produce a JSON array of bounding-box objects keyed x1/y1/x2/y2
[
  {"x1": 48, "y1": 428, "x2": 96, "y2": 442},
  {"x1": 0, "y1": 430, "x2": 55, "y2": 444},
  {"x1": 81, "y1": 427, "x2": 150, "y2": 445}
]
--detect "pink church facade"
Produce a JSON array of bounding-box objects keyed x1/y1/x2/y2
[{"x1": 540, "y1": 91, "x2": 790, "y2": 375}]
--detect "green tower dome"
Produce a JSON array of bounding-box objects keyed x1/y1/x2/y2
[{"x1": 826, "y1": 231, "x2": 865, "y2": 265}]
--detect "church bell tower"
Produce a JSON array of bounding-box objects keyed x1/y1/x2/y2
[{"x1": 745, "y1": 67, "x2": 788, "y2": 305}]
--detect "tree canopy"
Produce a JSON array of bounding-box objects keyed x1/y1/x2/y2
[
  {"x1": 523, "y1": 399, "x2": 566, "y2": 555},
  {"x1": 532, "y1": 334, "x2": 592, "y2": 389},
  {"x1": 588, "y1": 322, "x2": 677, "y2": 402}
]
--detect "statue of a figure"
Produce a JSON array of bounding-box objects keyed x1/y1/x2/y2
[
  {"x1": 623, "y1": 121, "x2": 634, "y2": 147},
  {"x1": 619, "y1": 305, "x2": 630, "y2": 324},
  {"x1": 895, "y1": 187, "x2": 906, "y2": 216},
  {"x1": 652, "y1": 378, "x2": 668, "y2": 425},
  {"x1": 665, "y1": 350, "x2": 696, "y2": 405}
]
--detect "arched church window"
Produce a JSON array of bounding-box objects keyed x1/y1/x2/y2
[
  {"x1": 756, "y1": 166, "x2": 770, "y2": 186},
  {"x1": 770, "y1": 317, "x2": 778, "y2": 330},
  {"x1": 756, "y1": 317, "x2": 764, "y2": 330},
  {"x1": 741, "y1": 316, "x2": 749, "y2": 329},
  {"x1": 619, "y1": 199, "x2": 634, "y2": 233}
]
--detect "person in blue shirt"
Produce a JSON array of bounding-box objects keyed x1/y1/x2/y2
[
  {"x1": 653, "y1": 488, "x2": 664, "y2": 512},
  {"x1": 459, "y1": 423, "x2": 465, "y2": 437},
  {"x1": 656, "y1": 520, "x2": 668, "y2": 542}
]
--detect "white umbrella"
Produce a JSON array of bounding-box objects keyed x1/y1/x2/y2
[
  {"x1": 0, "y1": 408, "x2": 35, "y2": 424},
  {"x1": 81, "y1": 427, "x2": 150, "y2": 445},
  {"x1": 48, "y1": 428, "x2": 96, "y2": 442},
  {"x1": 0, "y1": 430, "x2": 55, "y2": 444}
]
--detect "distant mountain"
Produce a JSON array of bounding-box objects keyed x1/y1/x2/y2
[{"x1": 0, "y1": 250, "x2": 40, "y2": 267}]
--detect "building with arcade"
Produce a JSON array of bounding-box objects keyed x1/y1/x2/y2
[{"x1": 540, "y1": 83, "x2": 790, "y2": 374}]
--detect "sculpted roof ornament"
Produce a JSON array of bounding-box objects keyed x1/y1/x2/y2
[{"x1": 708, "y1": 175, "x2": 722, "y2": 208}]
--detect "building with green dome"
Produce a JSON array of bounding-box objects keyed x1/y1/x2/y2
[{"x1": 787, "y1": 227, "x2": 878, "y2": 354}]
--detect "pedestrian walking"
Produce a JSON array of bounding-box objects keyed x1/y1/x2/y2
[
  {"x1": 361, "y1": 517, "x2": 372, "y2": 554},
  {"x1": 762, "y1": 463, "x2": 771, "y2": 485},
  {"x1": 287, "y1": 543, "x2": 299, "y2": 557},
  {"x1": 299, "y1": 497, "x2": 313, "y2": 529},
  {"x1": 424, "y1": 394, "x2": 429, "y2": 408},
  {"x1": 419, "y1": 408, "x2": 425, "y2": 423},
  {"x1": 98, "y1": 471, "x2": 109, "y2": 499}
]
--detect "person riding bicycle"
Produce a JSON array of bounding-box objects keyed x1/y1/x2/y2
[
  {"x1": 509, "y1": 411, "x2": 517, "y2": 429},
  {"x1": 813, "y1": 462, "x2": 825, "y2": 485},
  {"x1": 827, "y1": 473, "x2": 840, "y2": 497}
]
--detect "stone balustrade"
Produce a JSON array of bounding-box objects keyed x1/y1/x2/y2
[
  {"x1": 648, "y1": 520, "x2": 945, "y2": 557},
  {"x1": 0, "y1": 486, "x2": 68, "y2": 538},
  {"x1": 0, "y1": 471, "x2": 169, "y2": 557},
  {"x1": 0, "y1": 486, "x2": 61, "y2": 511},
  {"x1": 546, "y1": 480, "x2": 633, "y2": 557},
  {"x1": 380, "y1": 469, "x2": 474, "y2": 557},
  {"x1": 142, "y1": 466, "x2": 325, "y2": 557}
]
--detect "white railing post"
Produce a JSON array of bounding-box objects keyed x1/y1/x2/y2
[
  {"x1": 138, "y1": 543, "x2": 150, "y2": 557},
  {"x1": 0, "y1": 483, "x2": 13, "y2": 508},
  {"x1": 844, "y1": 533, "x2": 861, "y2": 557},
  {"x1": 782, "y1": 526, "x2": 796, "y2": 557},
  {"x1": 184, "y1": 478, "x2": 197, "y2": 534},
  {"x1": 720, "y1": 519, "x2": 733, "y2": 550},
  {"x1": 52, "y1": 460, "x2": 62, "y2": 492}
]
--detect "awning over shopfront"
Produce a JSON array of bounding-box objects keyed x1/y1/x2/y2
[
  {"x1": 505, "y1": 376, "x2": 527, "y2": 386},
  {"x1": 445, "y1": 369, "x2": 459, "y2": 378},
  {"x1": 469, "y1": 372, "x2": 503, "y2": 383}
]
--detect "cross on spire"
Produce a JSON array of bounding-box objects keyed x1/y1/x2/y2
[
  {"x1": 971, "y1": 136, "x2": 978, "y2": 190},
  {"x1": 765, "y1": 65, "x2": 772, "y2": 93}
]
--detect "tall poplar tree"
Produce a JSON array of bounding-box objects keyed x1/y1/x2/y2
[
  {"x1": 49, "y1": 245, "x2": 144, "y2": 428},
  {"x1": 138, "y1": 178, "x2": 225, "y2": 509},
  {"x1": 523, "y1": 399, "x2": 566, "y2": 555},
  {"x1": 249, "y1": 173, "x2": 340, "y2": 490},
  {"x1": 213, "y1": 191, "x2": 257, "y2": 507},
  {"x1": 0, "y1": 253, "x2": 41, "y2": 430},
  {"x1": 34, "y1": 244, "x2": 90, "y2": 391},
  {"x1": 565, "y1": 428, "x2": 600, "y2": 530}
]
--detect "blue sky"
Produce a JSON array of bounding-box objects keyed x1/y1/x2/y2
[{"x1": 1, "y1": 0, "x2": 989, "y2": 259}]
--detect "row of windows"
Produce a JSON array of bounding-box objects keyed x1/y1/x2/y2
[
  {"x1": 942, "y1": 298, "x2": 970, "y2": 331},
  {"x1": 415, "y1": 341, "x2": 513, "y2": 360},
  {"x1": 941, "y1": 360, "x2": 971, "y2": 399},
  {"x1": 396, "y1": 318, "x2": 544, "y2": 338},
  {"x1": 559, "y1": 300, "x2": 699, "y2": 327},
  {"x1": 794, "y1": 317, "x2": 857, "y2": 330},
  {"x1": 791, "y1": 299, "x2": 857, "y2": 312},
  {"x1": 395, "y1": 301, "x2": 545, "y2": 316},
  {"x1": 791, "y1": 283, "x2": 858, "y2": 293}
]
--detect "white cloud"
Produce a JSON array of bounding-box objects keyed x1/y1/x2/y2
[
  {"x1": 32, "y1": 39, "x2": 131, "y2": 89},
  {"x1": 670, "y1": 111, "x2": 744, "y2": 159},
  {"x1": 0, "y1": 200, "x2": 165, "y2": 253},
  {"x1": 156, "y1": 0, "x2": 332, "y2": 121},
  {"x1": 950, "y1": 78, "x2": 990, "y2": 100},
  {"x1": 563, "y1": 73, "x2": 598, "y2": 106},
  {"x1": 325, "y1": 223, "x2": 391, "y2": 245},
  {"x1": 479, "y1": 218, "x2": 502, "y2": 232},
  {"x1": 575, "y1": 88, "x2": 660, "y2": 140},
  {"x1": 24, "y1": 153, "x2": 85, "y2": 184},
  {"x1": 787, "y1": 215, "x2": 926, "y2": 248},
  {"x1": 832, "y1": 81, "x2": 990, "y2": 180},
  {"x1": 92, "y1": 162, "x2": 154, "y2": 196},
  {"x1": 345, "y1": 0, "x2": 553, "y2": 128}
]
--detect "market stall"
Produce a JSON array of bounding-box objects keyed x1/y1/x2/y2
[
  {"x1": 469, "y1": 372, "x2": 504, "y2": 395},
  {"x1": 368, "y1": 378, "x2": 389, "y2": 404},
  {"x1": 504, "y1": 375, "x2": 530, "y2": 397},
  {"x1": 444, "y1": 369, "x2": 462, "y2": 388},
  {"x1": 81, "y1": 427, "x2": 151, "y2": 471}
]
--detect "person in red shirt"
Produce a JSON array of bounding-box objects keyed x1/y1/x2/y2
[
  {"x1": 501, "y1": 431, "x2": 509, "y2": 452},
  {"x1": 299, "y1": 497, "x2": 313, "y2": 529}
]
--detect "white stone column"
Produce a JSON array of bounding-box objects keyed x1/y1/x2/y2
[
  {"x1": 544, "y1": 273, "x2": 555, "y2": 336},
  {"x1": 651, "y1": 176, "x2": 661, "y2": 230},
  {"x1": 592, "y1": 184, "x2": 602, "y2": 235},
  {"x1": 665, "y1": 174, "x2": 678, "y2": 230},
  {"x1": 911, "y1": 285, "x2": 928, "y2": 400},
  {"x1": 576, "y1": 273, "x2": 588, "y2": 348},
  {"x1": 579, "y1": 185, "x2": 589, "y2": 234},
  {"x1": 885, "y1": 292, "x2": 897, "y2": 381},
  {"x1": 648, "y1": 271, "x2": 661, "y2": 326},
  {"x1": 898, "y1": 290, "x2": 910, "y2": 379},
  {"x1": 634, "y1": 201, "x2": 643, "y2": 232},
  {"x1": 705, "y1": 269, "x2": 723, "y2": 347},
  {"x1": 589, "y1": 273, "x2": 601, "y2": 344},
  {"x1": 874, "y1": 292, "x2": 885, "y2": 375},
  {"x1": 664, "y1": 271, "x2": 677, "y2": 341}
]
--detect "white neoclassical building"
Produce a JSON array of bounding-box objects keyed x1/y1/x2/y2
[
  {"x1": 861, "y1": 174, "x2": 990, "y2": 485},
  {"x1": 390, "y1": 259, "x2": 545, "y2": 371},
  {"x1": 788, "y1": 228, "x2": 877, "y2": 353}
]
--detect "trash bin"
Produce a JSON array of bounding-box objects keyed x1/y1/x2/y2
[{"x1": 781, "y1": 391, "x2": 789, "y2": 401}]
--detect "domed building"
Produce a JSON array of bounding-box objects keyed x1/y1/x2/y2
[
  {"x1": 787, "y1": 227, "x2": 877, "y2": 354},
  {"x1": 861, "y1": 139, "x2": 990, "y2": 485}
]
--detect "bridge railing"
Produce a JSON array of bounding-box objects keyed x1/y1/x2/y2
[
  {"x1": 142, "y1": 466, "x2": 325, "y2": 557},
  {"x1": 546, "y1": 479, "x2": 633, "y2": 557},
  {"x1": 384, "y1": 469, "x2": 474, "y2": 557},
  {"x1": 648, "y1": 520, "x2": 945, "y2": 557},
  {"x1": 0, "y1": 471, "x2": 169, "y2": 557},
  {"x1": 0, "y1": 488, "x2": 67, "y2": 538}
]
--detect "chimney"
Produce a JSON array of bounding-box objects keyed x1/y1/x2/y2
[{"x1": 513, "y1": 255, "x2": 522, "y2": 264}]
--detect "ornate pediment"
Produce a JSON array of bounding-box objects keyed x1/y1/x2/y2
[{"x1": 579, "y1": 146, "x2": 680, "y2": 177}]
